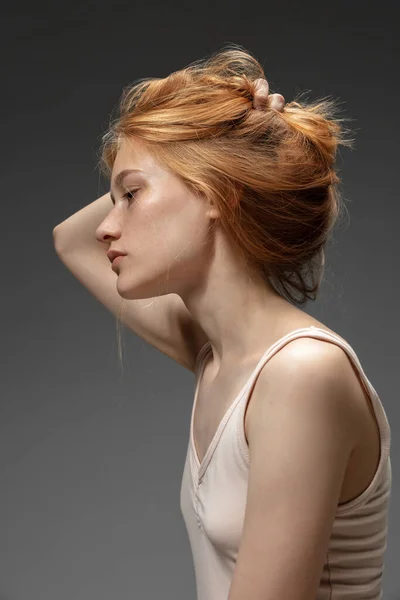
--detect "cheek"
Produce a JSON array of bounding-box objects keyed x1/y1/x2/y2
[
  {"x1": 165, "y1": 205, "x2": 209, "y2": 259},
  {"x1": 125, "y1": 193, "x2": 209, "y2": 264}
]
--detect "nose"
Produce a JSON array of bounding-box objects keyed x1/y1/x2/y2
[{"x1": 95, "y1": 206, "x2": 123, "y2": 245}]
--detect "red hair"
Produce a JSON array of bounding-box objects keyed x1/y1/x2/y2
[{"x1": 99, "y1": 44, "x2": 354, "y2": 306}]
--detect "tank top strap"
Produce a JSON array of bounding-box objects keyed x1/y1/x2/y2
[
  {"x1": 238, "y1": 326, "x2": 374, "y2": 402},
  {"x1": 235, "y1": 326, "x2": 391, "y2": 493}
]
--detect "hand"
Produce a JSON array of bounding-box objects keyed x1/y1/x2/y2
[{"x1": 253, "y1": 78, "x2": 285, "y2": 112}]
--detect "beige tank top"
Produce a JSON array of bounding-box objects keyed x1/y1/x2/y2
[{"x1": 180, "y1": 326, "x2": 392, "y2": 600}]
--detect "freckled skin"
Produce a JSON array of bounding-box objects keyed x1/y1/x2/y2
[{"x1": 95, "y1": 134, "x2": 311, "y2": 370}]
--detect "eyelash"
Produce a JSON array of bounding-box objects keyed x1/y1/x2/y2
[{"x1": 123, "y1": 189, "x2": 139, "y2": 204}]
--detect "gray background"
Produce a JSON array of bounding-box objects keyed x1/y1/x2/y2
[{"x1": 2, "y1": 0, "x2": 399, "y2": 598}]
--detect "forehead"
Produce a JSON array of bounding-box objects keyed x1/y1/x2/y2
[{"x1": 112, "y1": 137, "x2": 158, "y2": 174}]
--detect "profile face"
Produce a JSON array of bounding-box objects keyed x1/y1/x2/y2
[{"x1": 95, "y1": 137, "x2": 213, "y2": 300}]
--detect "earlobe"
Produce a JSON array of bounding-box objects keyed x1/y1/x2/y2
[
  {"x1": 204, "y1": 183, "x2": 243, "y2": 220},
  {"x1": 206, "y1": 205, "x2": 221, "y2": 220}
]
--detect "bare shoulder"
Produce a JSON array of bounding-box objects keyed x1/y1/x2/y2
[
  {"x1": 246, "y1": 333, "x2": 361, "y2": 451},
  {"x1": 264, "y1": 334, "x2": 355, "y2": 389},
  {"x1": 266, "y1": 332, "x2": 361, "y2": 406},
  {"x1": 263, "y1": 321, "x2": 355, "y2": 382}
]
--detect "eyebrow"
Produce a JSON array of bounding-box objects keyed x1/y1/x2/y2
[{"x1": 110, "y1": 169, "x2": 144, "y2": 204}]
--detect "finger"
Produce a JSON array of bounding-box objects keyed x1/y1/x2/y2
[
  {"x1": 269, "y1": 93, "x2": 285, "y2": 112},
  {"x1": 252, "y1": 78, "x2": 270, "y2": 110}
]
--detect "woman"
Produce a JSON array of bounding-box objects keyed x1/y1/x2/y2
[{"x1": 53, "y1": 45, "x2": 392, "y2": 600}]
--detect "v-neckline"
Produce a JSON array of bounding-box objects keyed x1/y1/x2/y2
[
  {"x1": 190, "y1": 340, "x2": 251, "y2": 483},
  {"x1": 189, "y1": 342, "x2": 248, "y2": 484},
  {"x1": 189, "y1": 326, "x2": 328, "y2": 484}
]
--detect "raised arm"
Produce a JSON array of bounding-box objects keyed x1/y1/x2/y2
[{"x1": 53, "y1": 193, "x2": 207, "y2": 371}]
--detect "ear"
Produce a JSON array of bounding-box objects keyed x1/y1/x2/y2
[{"x1": 205, "y1": 182, "x2": 245, "y2": 220}]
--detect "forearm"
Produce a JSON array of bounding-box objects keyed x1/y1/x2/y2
[{"x1": 53, "y1": 192, "x2": 112, "y2": 253}]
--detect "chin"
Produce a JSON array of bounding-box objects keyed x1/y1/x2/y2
[{"x1": 116, "y1": 278, "x2": 164, "y2": 301}]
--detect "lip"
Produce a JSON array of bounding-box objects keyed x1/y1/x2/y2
[
  {"x1": 111, "y1": 255, "x2": 125, "y2": 270},
  {"x1": 107, "y1": 249, "x2": 126, "y2": 262}
]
